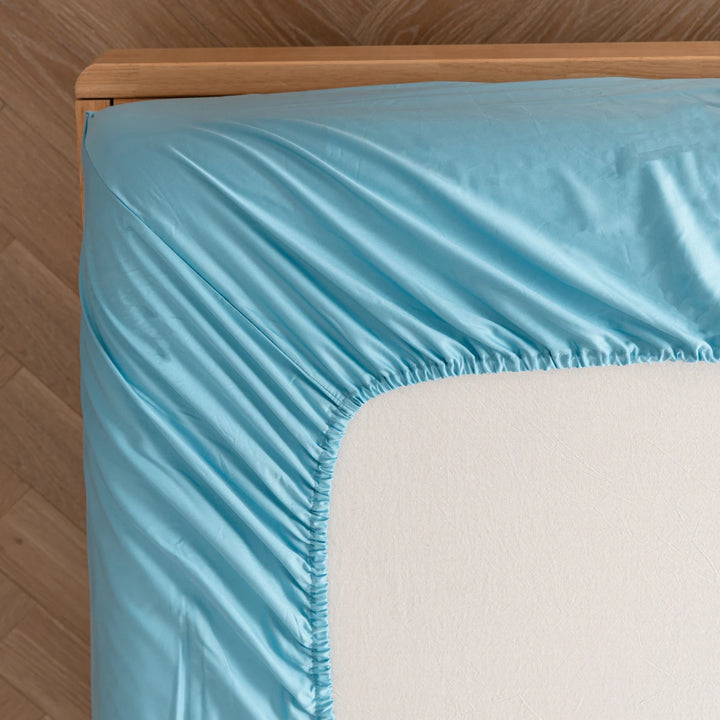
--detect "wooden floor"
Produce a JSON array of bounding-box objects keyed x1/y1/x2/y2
[{"x1": 2, "y1": 1, "x2": 720, "y2": 717}]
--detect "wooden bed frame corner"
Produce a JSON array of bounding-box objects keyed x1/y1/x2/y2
[{"x1": 74, "y1": 41, "x2": 720, "y2": 204}]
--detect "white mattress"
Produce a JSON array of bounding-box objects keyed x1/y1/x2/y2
[{"x1": 328, "y1": 361, "x2": 720, "y2": 719}]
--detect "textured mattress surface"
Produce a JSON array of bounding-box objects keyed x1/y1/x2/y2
[
  {"x1": 80, "y1": 77, "x2": 720, "y2": 719},
  {"x1": 329, "y1": 362, "x2": 720, "y2": 719}
]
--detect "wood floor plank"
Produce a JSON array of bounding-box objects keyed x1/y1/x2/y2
[
  {"x1": 0, "y1": 107, "x2": 81, "y2": 292},
  {"x1": 354, "y1": 0, "x2": 720, "y2": 45},
  {"x1": 0, "y1": 55, "x2": 76, "y2": 169},
  {"x1": 0, "y1": 571, "x2": 32, "y2": 641},
  {"x1": 0, "y1": 675, "x2": 44, "y2": 720},
  {"x1": 0, "y1": 490, "x2": 89, "y2": 643},
  {"x1": 174, "y1": 0, "x2": 360, "y2": 46},
  {"x1": 3, "y1": 0, "x2": 221, "y2": 52},
  {"x1": 0, "y1": 3, "x2": 81, "y2": 165},
  {"x1": 0, "y1": 349, "x2": 20, "y2": 387},
  {"x1": 0, "y1": 3, "x2": 84, "y2": 103},
  {"x1": 0, "y1": 242, "x2": 81, "y2": 413},
  {"x1": 0, "y1": 370, "x2": 85, "y2": 529},
  {"x1": 0, "y1": 225, "x2": 11, "y2": 254},
  {"x1": 0, "y1": 604, "x2": 90, "y2": 720},
  {"x1": 0, "y1": 462, "x2": 28, "y2": 519}
]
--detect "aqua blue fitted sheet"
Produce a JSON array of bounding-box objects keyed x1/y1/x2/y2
[{"x1": 80, "y1": 77, "x2": 720, "y2": 719}]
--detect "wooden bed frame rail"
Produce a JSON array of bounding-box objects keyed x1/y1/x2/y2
[{"x1": 75, "y1": 42, "x2": 720, "y2": 202}]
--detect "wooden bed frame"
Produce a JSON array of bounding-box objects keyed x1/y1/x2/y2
[{"x1": 74, "y1": 42, "x2": 720, "y2": 201}]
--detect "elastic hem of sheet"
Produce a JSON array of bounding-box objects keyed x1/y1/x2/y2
[{"x1": 306, "y1": 343, "x2": 719, "y2": 719}]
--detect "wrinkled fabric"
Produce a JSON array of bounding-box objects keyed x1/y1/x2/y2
[{"x1": 80, "y1": 78, "x2": 720, "y2": 720}]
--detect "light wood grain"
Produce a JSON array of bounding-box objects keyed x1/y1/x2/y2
[
  {"x1": 0, "y1": 463, "x2": 28, "y2": 520},
  {"x1": 173, "y1": 0, "x2": 361, "y2": 47},
  {"x1": 0, "y1": 3, "x2": 79, "y2": 164},
  {"x1": 0, "y1": 226, "x2": 11, "y2": 255},
  {"x1": 0, "y1": 572, "x2": 32, "y2": 641},
  {"x1": 0, "y1": 108, "x2": 81, "y2": 292},
  {"x1": 0, "y1": 491, "x2": 89, "y2": 643},
  {"x1": 355, "y1": 0, "x2": 720, "y2": 45},
  {"x1": 0, "y1": 242, "x2": 81, "y2": 413},
  {"x1": 75, "y1": 42, "x2": 720, "y2": 100},
  {"x1": 0, "y1": 371, "x2": 84, "y2": 529},
  {"x1": 0, "y1": 675, "x2": 44, "y2": 720},
  {"x1": 0, "y1": 350, "x2": 20, "y2": 388},
  {"x1": 0, "y1": 604, "x2": 90, "y2": 720}
]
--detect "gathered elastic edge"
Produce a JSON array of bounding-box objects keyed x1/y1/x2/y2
[{"x1": 306, "y1": 343, "x2": 719, "y2": 719}]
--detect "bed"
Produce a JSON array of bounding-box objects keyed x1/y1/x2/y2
[{"x1": 76, "y1": 43, "x2": 720, "y2": 719}]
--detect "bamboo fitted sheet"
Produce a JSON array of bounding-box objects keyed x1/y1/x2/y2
[{"x1": 80, "y1": 77, "x2": 720, "y2": 719}]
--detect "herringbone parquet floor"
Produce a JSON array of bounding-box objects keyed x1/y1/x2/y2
[{"x1": 3, "y1": 1, "x2": 720, "y2": 717}]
